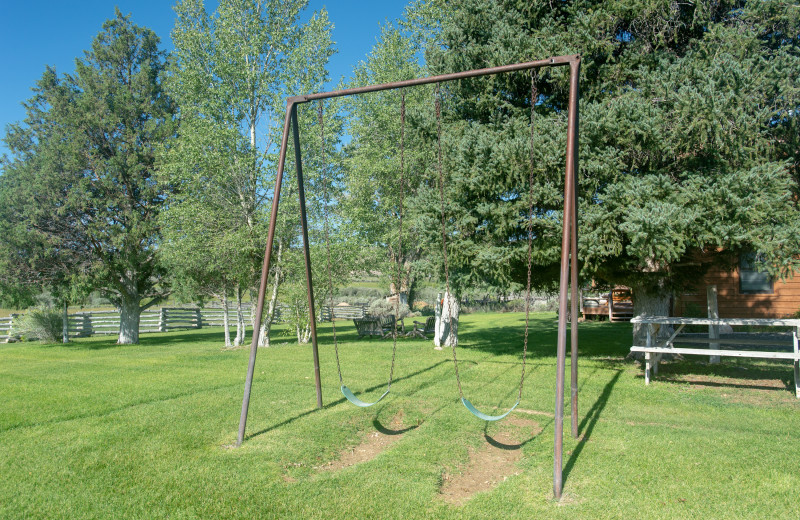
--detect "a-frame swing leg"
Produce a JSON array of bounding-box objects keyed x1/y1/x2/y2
[
  {"x1": 237, "y1": 102, "x2": 294, "y2": 447},
  {"x1": 554, "y1": 55, "x2": 580, "y2": 501},
  {"x1": 291, "y1": 103, "x2": 324, "y2": 410},
  {"x1": 236, "y1": 100, "x2": 324, "y2": 448},
  {"x1": 569, "y1": 75, "x2": 580, "y2": 441}
]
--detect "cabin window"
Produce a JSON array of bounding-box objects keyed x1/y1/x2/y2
[{"x1": 739, "y1": 253, "x2": 773, "y2": 294}]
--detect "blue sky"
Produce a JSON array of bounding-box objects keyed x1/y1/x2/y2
[{"x1": 0, "y1": 0, "x2": 413, "y2": 157}]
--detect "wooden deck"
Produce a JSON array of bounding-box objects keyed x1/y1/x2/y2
[{"x1": 581, "y1": 288, "x2": 633, "y2": 322}]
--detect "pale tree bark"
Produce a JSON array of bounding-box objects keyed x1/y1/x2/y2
[
  {"x1": 61, "y1": 300, "x2": 69, "y2": 344},
  {"x1": 118, "y1": 294, "x2": 141, "y2": 345},
  {"x1": 234, "y1": 284, "x2": 245, "y2": 347},
  {"x1": 296, "y1": 321, "x2": 311, "y2": 344},
  {"x1": 220, "y1": 292, "x2": 232, "y2": 348},
  {"x1": 434, "y1": 290, "x2": 459, "y2": 349},
  {"x1": 258, "y1": 238, "x2": 284, "y2": 348}
]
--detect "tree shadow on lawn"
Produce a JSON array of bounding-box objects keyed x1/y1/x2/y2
[
  {"x1": 647, "y1": 359, "x2": 796, "y2": 394},
  {"x1": 456, "y1": 318, "x2": 633, "y2": 359},
  {"x1": 44, "y1": 329, "x2": 235, "y2": 350}
]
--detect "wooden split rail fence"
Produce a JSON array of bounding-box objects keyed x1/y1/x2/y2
[
  {"x1": 1, "y1": 303, "x2": 372, "y2": 342},
  {"x1": 0, "y1": 315, "x2": 16, "y2": 343},
  {"x1": 68, "y1": 308, "x2": 205, "y2": 336}
]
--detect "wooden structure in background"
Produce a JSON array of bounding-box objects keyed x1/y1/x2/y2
[
  {"x1": 674, "y1": 263, "x2": 800, "y2": 319},
  {"x1": 581, "y1": 287, "x2": 633, "y2": 321}
]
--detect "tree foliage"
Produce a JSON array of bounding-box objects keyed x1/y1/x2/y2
[
  {"x1": 0, "y1": 9, "x2": 177, "y2": 343},
  {"x1": 420, "y1": 0, "x2": 800, "y2": 311},
  {"x1": 164, "y1": 0, "x2": 338, "y2": 345}
]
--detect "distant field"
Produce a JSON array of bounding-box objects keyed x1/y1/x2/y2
[{"x1": 1, "y1": 313, "x2": 798, "y2": 519}]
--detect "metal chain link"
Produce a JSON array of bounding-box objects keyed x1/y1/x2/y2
[
  {"x1": 435, "y1": 83, "x2": 463, "y2": 398},
  {"x1": 318, "y1": 100, "x2": 343, "y2": 385},
  {"x1": 388, "y1": 92, "x2": 406, "y2": 390},
  {"x1": 519, "y1": 71, "x2": 538, "y2": 402}
]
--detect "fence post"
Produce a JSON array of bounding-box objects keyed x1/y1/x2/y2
[
  {"x1": 159, "y1": 307, "x2": 167, "y2": 333},
  {"x1": 9, "y1": 313, "x2": 18, "y2": 342},
  {"x1": 82, "y1": 313, "x2": 92, "y2": 337},
  {"x1": 195, "y1": 308, "x2": 202, "y2": 329},
  {"x1": 707, "y1": 285, "x2": 720, "y2": 364}
]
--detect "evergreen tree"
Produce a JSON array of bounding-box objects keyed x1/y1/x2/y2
[
  {"x1": 0, "y1": 10, "x2": 177, "y2": 344},
  {"x1": 421, "y1": 0, "x2": 800, "y2": 327}
]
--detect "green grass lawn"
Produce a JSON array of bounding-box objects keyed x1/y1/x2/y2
[{"x1": 1, "y1": 313, "x2": 798, "y2": 519}]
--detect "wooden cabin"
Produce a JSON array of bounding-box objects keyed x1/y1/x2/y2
[
  {"x1": 673, "y1": 255, "x2": 800, "y2": 319},
  {"x1": 581, "y1": 288, "x2": 633, "y2": 321}
]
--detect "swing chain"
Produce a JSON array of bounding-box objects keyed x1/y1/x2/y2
[
  {"x1": 388, "y1": 92, "x2": 406, "y2": 390},
  {"x1": 318, "y1": 100, "x2": 343, "y2": 385},
  {"x1": 519, "y1": 71, "x2": 538, "y2": 402},
  {"x1": 435, "y1": 83, "x2": 463, "y2": 398}
]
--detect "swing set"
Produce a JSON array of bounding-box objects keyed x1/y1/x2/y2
[{"x1": 236, "y1": 54, "x2": 582, "y2": 499}]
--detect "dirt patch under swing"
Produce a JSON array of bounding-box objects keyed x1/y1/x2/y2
[
  {"x1": 319, "y1": 412, "x2": 413, "y2": 471},
  {"x1": 440, "y1": 416, "x2": 542, "y2": 505}
]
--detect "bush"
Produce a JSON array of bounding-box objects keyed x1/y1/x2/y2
[
  {"x1": 336, "y1": 286, "x2": 386, "y2": 300},
  {"x1": 368, "y1": 299, "x2": 413, "y2": 319},
  {"x1": 16, "y1": 308, "x2": 63, "y2": 343}
]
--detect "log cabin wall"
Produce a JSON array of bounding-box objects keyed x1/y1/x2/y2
[{"x1": 674, "y1": 265, "x2": 800, "y2": 319}]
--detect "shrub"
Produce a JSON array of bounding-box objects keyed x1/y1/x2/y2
[
  {"x1": 368, "y1": 299, "x2": 412, "y2": 319},
  {"x1": 16, "y1": 308, "x2": 63, "y2": 343}
]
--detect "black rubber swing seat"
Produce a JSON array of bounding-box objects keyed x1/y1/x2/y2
[{"x1": 341, "y1": 385, "x2": 390, "y2": 407}]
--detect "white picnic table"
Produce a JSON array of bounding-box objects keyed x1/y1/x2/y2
[{"x1": 630, "y1": 316, "x2": 800, "y2": 398}]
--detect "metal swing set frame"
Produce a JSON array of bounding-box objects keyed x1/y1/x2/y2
[{"x1": 236, "y1": 54, "x2": 582, "y2": 499}]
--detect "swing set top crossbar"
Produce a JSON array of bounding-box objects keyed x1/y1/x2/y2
[{"x1": 287, "y1": 54, "x2": 579, "y2": 105}]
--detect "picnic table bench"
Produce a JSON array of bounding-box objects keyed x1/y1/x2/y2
[{"x1": 630, "y1": 316, "x2": 800, "y2": 398}]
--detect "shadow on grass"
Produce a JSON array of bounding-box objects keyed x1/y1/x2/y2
[
  {"x1": 45, "y1": 329, "x2": 236, "y2": 350},
  {"x1": 372, "y1": 417, "x2": 419, "y2": 436},
  {"x1": 244, "y1": 360, "x2": 451, "y2": 442},
  {"x1": 483, "y1": 418, "x2": 553, "y2": 451},
  {"x1": 651, "y1": 359, "x2": 795, "y2": 394},
  {"x1": 455, "y1": 319, "x2": 633, "y2": 359},
  {"x1": 562, "y1": 369, "x2": 622, "y2": 485}
]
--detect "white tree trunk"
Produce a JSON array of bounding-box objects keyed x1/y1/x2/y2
[
  {"x1": 434, "y1": 292, "x2": 442, "y2": 348},
  {"x1": 630, "y1": 284, "x2": 672, "y2": 359},
  {"x1": 62, "y1": 300, "x2": 69, "y2": 344},
  {"x1": 221, "y1": 293, "x2": 232, "y2": 348},
  {"x1": 234, "y1": 285, "x2": 245, "y2": 347},
  {"x1": 435, "y1": 290, "x2": 459, "y2": 348},
  {"x1": 118, "y1": 296, "x2": 141, "y2": 345},
  {"x1": 258, "y1": 238, "x2": 283, "y2": 348}
]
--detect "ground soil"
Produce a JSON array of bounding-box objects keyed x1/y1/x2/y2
[
  {"x1": 319, "y1": 412, "x2": 412, "y2": 471},
  {"x1": 439, "y1": 415, "x2": 542, "y2": 506}
]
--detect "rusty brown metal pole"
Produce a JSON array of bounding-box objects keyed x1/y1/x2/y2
[
  {"x1": 554, "y1": 55, "x2": 581, "y2": 500},
  {"x1": 288, "y1": 56, "x2": 576, "y2": 106},
  {"x1": 236, "y1": 100, "x2": 296, "y2": 447},
  {"x1": 291, "y1": 103, "x2": 324, "y2": 409},
  {"x1": 569, "y1": 59, "x2": 581, "y2": 441}
]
